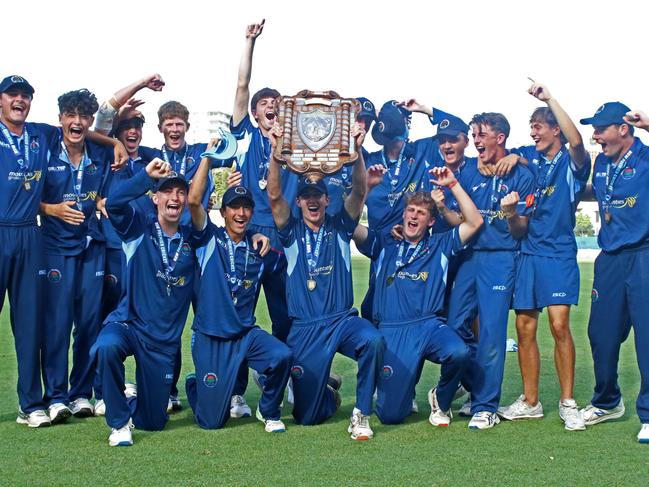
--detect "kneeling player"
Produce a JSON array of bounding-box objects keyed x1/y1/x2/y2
[
  {"x1": 185, "y1": 148, "x2": 291, "y2": 432},
  {"x1": 91, "y1": 159, "x2": 201, "y2": 446},
  {"x1": 354, "y1": 167, "x2": 482, "y2": 426}
]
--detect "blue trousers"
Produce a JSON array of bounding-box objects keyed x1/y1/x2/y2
[
  {"x1": 0, "y1": 225, "x2": 45, "y2": 413},
  {"x1": 91, "y1": 321, "x2": 175, "y2": 430},
  {"x1": 376, "y1": 317, "x2": 469, "y2": 424},
  {"x1": 186, "y1": 327, "x2": 292, "y2": 429},
  {"x1": 41, "y1": 240, "x2": 105, "y2": 405},
  {"x1": 101, "y1": 248, "x2": 123, "y2": 321},
  {"x1": 588, "y1": 248, "x2": 649, "y2": 423},
  {"x1": 288, "y1": 311, "x2": 385, "y2": 425},
  {"x1": 447, "y1": 250, "x2": 516, "y2": 414}
]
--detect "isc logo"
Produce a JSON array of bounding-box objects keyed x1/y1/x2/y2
[{"x1": 492, "y1": 285, "x2": 507, "y2": 291}]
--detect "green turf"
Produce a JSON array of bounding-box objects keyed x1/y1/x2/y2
[{"x1": 1, "y1": 258, "x2": 647, "y2": 486}]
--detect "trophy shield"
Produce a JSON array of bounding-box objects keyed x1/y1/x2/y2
[{"x1": 274, "y1": 90, "x2": 361, "y2": 181}]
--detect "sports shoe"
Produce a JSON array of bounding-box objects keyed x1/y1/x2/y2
[
  {"x1": 458, "y1": 400, "x2": 472, "y2": 417},
  {"x1": 109, "y1": 419, "x2": 134, "y2": 447},
  {"x1": 230, "y1": 395, "x2": 252, "y2": 418},
  {"x1": 48, "y1": 402, "x2": 72, "y2": 424},
  {"x1": 328, "y1": 384, "x2": 342, "y2": 410},
  {"x1": 255, "y1": 407, "x2": 286, "y2": 433},
  {"x1": 468, "y1": 411, "x2": 500, "y2": 430},
  {"x1": 70, "y1": 398, "x2": 94, "y2": 418},
  {"x1": 411, "y1": 398, "x2": 419, "y2": 414},
  {"x1": 94, "y1": 399, "x2": 106, "y2": 417},
  {"x1": 428, "y1": 388, "x2": 452, "y2": 427},
  {"x1": 124, "y1": 383, "x2": 137, "y2": 399},
  {"x1": 580, "y1": 399, "x2": 625, "y2": 426},
  {"x1": 497, "y1": 395, "x2": 544, "y2": 420},
  {"x1": 559, "y1": 398, "x2": 586, "y2": 431},
  {"x1": 638, "y1": 424, "x2": 649, "y2": 444},
  {"x1": 347, "y1": 407, "x2": 373, "y2": 440},
  {"x1": 167, "y1": 395, "x2": 182, "y2": 413},
  {"x1": 328, "y1": 373, "x2": 342, "y2": 391},
  {"x1": 16, "y1": 408, "x2": 51, "y2": 428}
]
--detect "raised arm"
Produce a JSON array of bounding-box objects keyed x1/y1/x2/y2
[
  {"x1": 624, "y1": 110, "x2": 649, "y2": 133},
  {"x1": 266, "y1": 124, "x2": 291, "y2": 229},
  {"x1": 232, "y1": 20, "x2": 265, "y2": 126},
  {"x1": 188, "y1": 138, "x2": 219, "y2": 230},
  {"x1": 529, "y1": 82, "x2": 588, "y2": 168},
  {"x1": 430, "y1": 167, "x2": 483, "y2": 245},
  {"x1": 343, "y1": 123, "x2": 368, "y2": 220}
]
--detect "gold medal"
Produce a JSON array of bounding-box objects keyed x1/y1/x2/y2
[
  {"x1": 259, "y1": 179, "x2": 267, "y2": 190},
  {"x1": 604, "y1": 210, "x2": 612, "y2": 223},
  {"x1": 307, "y1": 279, "x2": 317, "y2": 291},
  {"x1": 386, "y1": 276, "x2": 395, "y2": 286},
  {"x1": 23, "y1": 181, "x2": 31, "y2": 191}
]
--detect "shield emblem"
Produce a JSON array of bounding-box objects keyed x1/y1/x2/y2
[{"x1": 297, "y1": 109, "x2": 336, "y2": 152}]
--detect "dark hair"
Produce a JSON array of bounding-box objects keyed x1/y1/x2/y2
[
  {"x1": 250, "y1": 87, "x2": 280, "y2": 112},
  {"x1": 529, "y1": 107, "x2": 567, "y2": 144},
  {"x1": 470, "y1": 112, "x2": 510, "y2": 139},
  {"x1": 405, "y1": 192, "x2": 438, "y2": 218},
  {"x1": 57, "y1": 89, "x2": 99, "y2": 116},
  {"x1": 158, "y1": 101, "x2": 189, "y2": 125}
]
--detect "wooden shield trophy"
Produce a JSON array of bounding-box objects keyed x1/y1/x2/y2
[{"x1": 273, "y1": 90, "x2": 361, "y2": 181}]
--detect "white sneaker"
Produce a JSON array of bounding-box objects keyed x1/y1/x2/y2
[
  {"x1": 48, "y1": 402, "x2": 72, "y2": 424},
  {"x1": 167, "y1": 395, "x2": 182, "y2": 413},
  {"x1": 108, "y1": 419, "x2": 134, "y2": 447},
  {"x1": 580, "y1": 399, "x2": 625, "y2": 426},
  {"x1": 638, "y1": 424, "x2": 649, "y2": 444},
  {"x1": 411, "y1": 398, "x2": 419, "y2": 414},
  {"x1": 70, "y1": 398, "x2": 94, "y2": 418},
  {"x1": 458, "y1": 400, "x2": 472, "y2": 417},
  {"x1": 124, "y1": 383, "x2": 137, "y2": 399},
  {"x1": 255, "y1": 407, "x2": 286, "y2": 433},
  {"x1": 497, "y1": 395, "x2": 544, "y2": 420},
  {"x1": 347, "y1": 407, "x2": 374, "y2": 440},
  {"x1": 230, "y1": 395, "x2": 252, "y2": 418},
  {"x1": 16, "y1": 409, "x2": 51, "y2": 428},
  {"x1": 468, "y1": 411, "x2": 500, "y2": 430},
  {"x1": 559, "y1": 399, "x2": 586, "y2": 431},
  {"x1": 94, "y1": 399, "x2": 106, "y2": 417},
  {"x1": 428, "y1": 388, "x2": 452, "y2": 427}
]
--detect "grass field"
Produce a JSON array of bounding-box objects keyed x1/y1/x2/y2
[{"x1": 1, "y1": 258, "x2": 647, "y2": 486}]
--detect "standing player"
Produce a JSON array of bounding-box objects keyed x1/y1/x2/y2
[
  {"x1": 497, "y1": 83, "x2": 590, "y2": 431},
  {"x1": 578, "y1": 104, "x2": 649, "y2": 443},
  {"x1": 446, "y1": 112, "x2": 534, "y2": 429},
  {"x1": 92, "y1": 158, "x2": 200, "y2": 446},
  {"x1": 267, "y1": 123, "x2": 385, "y2": 440},
  {"x1": 0, "y1": 75, "x2": 59, "y2": 427},
  {"x1": 354, "y1": 166, "x2": 482, "y2": 426},
  {"x1": 184, "y1": 147, "x2": 291, "y2": 432}
]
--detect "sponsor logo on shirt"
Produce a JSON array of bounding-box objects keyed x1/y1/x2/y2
[
  {"x1": 7, "y1": 170, "x2": 42, "y2": 182},
  {"x1": 95, "y1": 271, "x2": 105, "y2": 277},
  {"x1": 48, "y1": 165, "x2": 67, "y2": 172},
  {"x1": 610, "y1": 195, "x2": 637, "y2": 209},
  {"x1": 47, "y1": 269, "x2": 62, "y2": 283},
  {"x1": 396, "y1": 270, "x2": 429, "y2": 282}
]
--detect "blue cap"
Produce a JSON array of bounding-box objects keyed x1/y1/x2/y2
[
  {"x1": 356, "y1": 97, "x2": 377, "y2": 123},
  {"x1": 0, "y1": 75, "x2": 34, "y2": 96},
  {"x1": 580, "y1": 102, "x2": 631, "y2": 126},
  {"x1": 297, "y1": 178, "x2": 328, "y2": 197},
  {"x1": 154, "y1": 173, "x2": 189, "y2": 192},
  {"x1": 222, "y1": 185, "x2": 255, "y2": 208},
  {"x1": 371, "y1": 101, "x2": 410, "y2": 146},
  {"x1": 434, "y1": 114, "x2": 469, "y2": 139}
]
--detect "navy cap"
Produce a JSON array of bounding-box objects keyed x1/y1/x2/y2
[
  {"x1": 371, "y1": 101, "x2": 410, "y2": 146},
  {"x1": 297, "y1": 178, "x2": 328, "y2": 197},
  {"x1": 434, "y1": 115, "x2": 469, "y2": 139},
  {"x1": 356, "y1": 97, "x2": 377, "y2": 123},
  {"x1": 0, "y1": 75, "x2": 35, "y2": 96},
  {"x1": 222, "y1": 185, "x2": 255, "y2": 208},
  {"x1": 154, "y1": 173, "x2": 189, "y2": 192},
  {"x1": 580, "y1": 102, "x2": 631, "y2": 126}
]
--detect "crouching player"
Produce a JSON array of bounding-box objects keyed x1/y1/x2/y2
[
  {"x1": 185, "y1": 147, "x2": 292, "y2": 433},
  {"x1": 91, "y1": 159, "x2": 201, "y2": 446},
  {"x1": 267, "y1": 123, "x2": 385, "y2": 440},
  {"x1": 354, "y1": 166, "x2": 482, "y2": 426}
]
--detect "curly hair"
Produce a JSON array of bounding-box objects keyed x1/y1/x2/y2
[{"x1": 57, "y1": 89, "x2": 99, "y2": 116}]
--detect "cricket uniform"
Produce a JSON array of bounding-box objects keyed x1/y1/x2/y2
[
  {"x1": 0, "y1": 120, "x2": 57, "y2": 413},
  {"x1": 512, "y1": 146, "x2": 591, "y2": 310},
  {"x1": 40, "y1": 139, "x2": 111, "y2": 406},
  {"x1": 278, "y1": 209, "x2": 385, "y2": 425},
  {"x1": 91, "y1": 169, "x2": 200, "y2": 431},
  {"x1": 588, "y1": 137, "x2": 649, "y2": 423},
  {"x1": 358, "y1": 228, "x2": 468, "y2": 424},
  {"x1": 446, "y1": 160, "x2": 534, "y2": 414},
  {"x1": 185, "y1": 223, "x2": 291, "y2": 429}
]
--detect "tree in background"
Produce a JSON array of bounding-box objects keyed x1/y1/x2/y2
[{"x1": 574, "y1": 211, "x2": 595, "y2": 236}]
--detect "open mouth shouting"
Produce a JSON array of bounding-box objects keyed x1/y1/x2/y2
[{"x1": 165, "y1": 201, "x2": 182, "y2": 219}]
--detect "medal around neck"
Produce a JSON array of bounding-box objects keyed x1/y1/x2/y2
[
  {"x1": 307, "y1": 279, "x2": 317, "y2": 291},
  {"x1": 200, "y1": 129, "x2": 238, "y2": 161},
  {"x1": 273, "y1": 90, "x2": 361, "y2": 182}
]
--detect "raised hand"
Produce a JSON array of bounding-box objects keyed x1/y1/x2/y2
[
  {"x1": 431, "y1": 188, "x2": 446, "y2": 211},
  {"x1": 144, "y1": 74, "x2": 165, "y2": 91},
  {"x1": 366, "y1": 164, "x2": 386, "y2": 190},
  {"x1": 397, "y1": 98, "x2": 430, "y2": 115},
  {"x1": 267, "y1": 122, "x2": 283, "y2": 148},
  {"x1": 429, "y1": 166, "x2": 458, "y2": 187},
  {"x1": 146, "y1": 158, "x2": 172, "y2": 179},
  {"x1": 351, "y1": 122, "x2": 366, "y2": 147},
  {"x1": 500, "y1": 191, "x2": 520, "y2": 218},
  {"x1": 227, "y1": 171, "x2": 243, "y2": 189},
  {"x1": 624, "y1": 110, "x2": 649, "y2": 130},
  {"x1": 246, "y1": 19, "x2": 265, "y2": 39},
  {"x1": 252, "y1": 233, "x2": 271, "y2": 257},
  {"x1": 528, "y1": 82, "x2": 552, "y2": 102}
]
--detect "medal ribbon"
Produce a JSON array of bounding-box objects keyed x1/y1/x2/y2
[
  {"x1": 305, "y1": 225, "x2": 325, "y2": 278},
  {"x1": 162, "y1": 144, "x2": 189, "y2": 177},
  {"x1": 531, "y1": 149, "x2": 563, "y2": 215},
  {"x1": 387, "y1": 240, "x2": 427, "y2": 284},
  {"x1": 154, "y1": 222, "x2": 184, "y2": 290},
  {"x1": 0, "y1": 121, "x2": 30, "y2": 173},
  {"x1": 225, "y1": 233, "x2": 249, "y2": 297},
  {"x1": 603, "y1": 149, "x2": 633, "y2": 214},
  {"x1": 381, "y1": 144, "x2": 406, "y2": 187}
]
